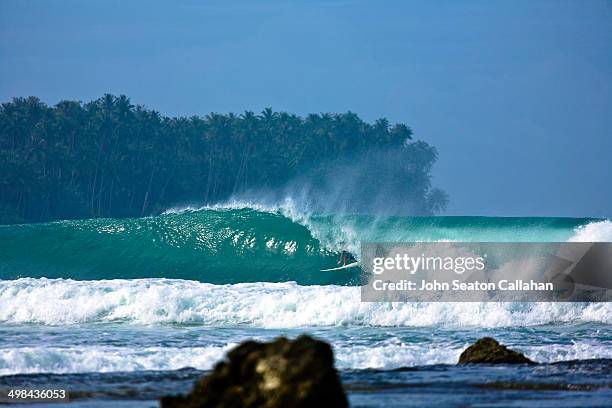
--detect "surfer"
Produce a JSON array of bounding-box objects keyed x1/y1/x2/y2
[
  {"x1": 320, "y1": 247, "x2": 359, "y2": 271},
  {"x1": 338, "y1": 250, "x2": 356, "y2": 266}
]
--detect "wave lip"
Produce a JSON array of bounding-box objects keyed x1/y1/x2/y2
[{"x1": 1, "y1": 278, "x2": 610, "y2": 327}]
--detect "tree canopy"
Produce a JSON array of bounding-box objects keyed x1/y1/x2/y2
[{"x1": 0, "y1": 95, "x2": 447, "y2": 224}]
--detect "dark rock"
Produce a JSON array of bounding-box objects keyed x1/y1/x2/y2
[
  {"x1": 160, "y1": 335, "x2": 348, "y2": 408},
  {"x1": 458, "y1": 337, "x2": 535, "y2": 365}
]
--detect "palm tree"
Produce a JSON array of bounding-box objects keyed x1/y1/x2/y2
[{"x1": 0, "y1": 94, "x2": 447, "y2": 223}]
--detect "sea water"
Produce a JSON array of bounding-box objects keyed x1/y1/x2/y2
[{"x1": 0, "y1": 204, "x2": 611, "y2": 407}]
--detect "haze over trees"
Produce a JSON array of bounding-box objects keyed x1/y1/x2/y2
[{"x1": 0, "y1": 95, "x2": 447, "y2": 224}]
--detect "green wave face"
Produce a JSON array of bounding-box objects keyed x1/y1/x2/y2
[
  {"x1": 0, "y1": 207, "x2": 599, "y2": 285},
  {"x1": 0, "y1": 209, "x2": 347, "y2": 284}
]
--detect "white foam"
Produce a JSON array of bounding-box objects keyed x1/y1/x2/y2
[
  {"x1": 0, "y1": 342, "x2": 462, "y2": 375},
  {"x1": 523, "y1": 341, "x2": 612, "y2": 363},
  {"x1": 568, "y1": 220, "x2": 612, "y2": 242},
  {"x1": 0, "y1": 345, "x2": 232, "y2": 376},
  {"x1": 0, "y1": 338, "x2": 609, "y2": 375},
  {"x1": 334, "y1": 339, "x2": 462, "y2": 369},
  {"x1": 161, "y1": 199, "x2": 292, "y2": 216},
  {"x1": 1, "y1": 278, "x2": 609, "y2": 327},
  {"x1": 336, "y1": 340, "x2": 612, "y2": 370}
]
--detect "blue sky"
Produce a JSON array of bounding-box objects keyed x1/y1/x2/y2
[{"x1": 1, "y1": 0, "x2": 610, "y2": 217}]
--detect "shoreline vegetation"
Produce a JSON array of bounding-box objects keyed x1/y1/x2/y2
[{"x1": 0, "y1": 94, "x2": 447, "y2": 225}]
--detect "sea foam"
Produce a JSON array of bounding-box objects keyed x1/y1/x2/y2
[
  {"x1": 1, "y1": 278, "x2": 609, "y2": 327},
  {"x1": 0, "y1": 338, "x2": 610, "y2": 375}
]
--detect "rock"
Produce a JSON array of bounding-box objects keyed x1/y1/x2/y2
[
  {"x1": 160, "y1": 335, "x2": 348, "y2": 408},
  {"x1": 458, "y1": 337, "x2": 535, "y2": 365}
]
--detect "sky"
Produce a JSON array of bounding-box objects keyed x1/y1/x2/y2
[{"x1": 1, "y1": 0, "x2": 611, "y2": 217}]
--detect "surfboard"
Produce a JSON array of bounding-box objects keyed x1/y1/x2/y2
[{"x1": 320, "y1": 261, "x2": 360, "y2": 272}]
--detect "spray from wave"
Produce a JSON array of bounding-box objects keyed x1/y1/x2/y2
[{"x1": 568, "y1": 220, "x2": 612, "y2": 242}]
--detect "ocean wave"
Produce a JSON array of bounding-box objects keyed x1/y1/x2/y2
[
  {"x1": 0, "y1": 345, "x2": 232, "y2": 376},
  {"x1": 336, "y1": 339, "x2": 612, "y2": 370},
  {"x1": 0, "y1": 206, "x2": 347, "y2": 285},
  {"x1": 1, "y1": 278, "x2": 609, "y2": 327},
  {"x1": 523, "y1": 342, "x2": 612, "y2": 363},
  {"x1": 164, "y1": 200, "x2": 610, "y2": 254},
  {"x1": 1, "y1": 201, "x2": 607, "y2": 284},
  {"x1": 0, "y1": 339, "x2": 609, "y2": 375}
]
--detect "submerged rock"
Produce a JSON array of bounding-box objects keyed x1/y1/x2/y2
[
  {"x1": 160, "y1": 335, "x2": 348, "y2": 408},
  {"x1": 458, "y1": 337, "x2": 535, "y2": 365}
]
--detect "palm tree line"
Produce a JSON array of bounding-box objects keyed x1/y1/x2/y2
[{"x1": 0, "y1": 94, "x2": 447, "y2": 223}]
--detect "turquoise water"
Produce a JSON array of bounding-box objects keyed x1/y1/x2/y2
[
  {"x1": 0, "y1": 207, "x2": 601, "y2": 283},
  {"x1": 0, "y1": 206, "x2": 611, "y2": 406}
]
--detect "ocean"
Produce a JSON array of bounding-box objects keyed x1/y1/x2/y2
[{"x1": 0, "y1": 203, "x2": 611, "y2": 407}]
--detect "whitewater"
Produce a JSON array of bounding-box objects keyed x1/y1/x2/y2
[{"x1": 1, "y1": 279, "x2": 610, "y2": 327}]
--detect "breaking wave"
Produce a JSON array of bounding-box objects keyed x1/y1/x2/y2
[
  {"x1": 0, "y1": 202, "x2": 606, "y2": 284},
  {"x1": 1, "y1": 278, "x2": 609, "y2": 327}
]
